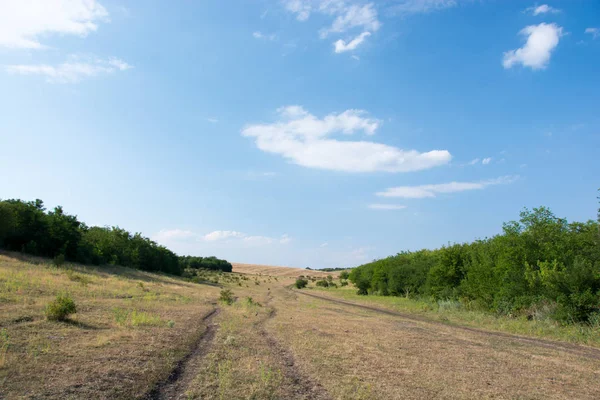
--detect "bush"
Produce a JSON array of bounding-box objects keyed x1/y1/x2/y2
[
  {"x1": 45, "y1": 293, "x2": 77, "y2": 321},
  {"x1": 295, "y1": 278, "x2": 309, "y2": 289},
  {"x1": 316, "y1": 279, "x2": 330, "y2": 288},
  {"x1": 53, "y1": 254, "x2": 65, "y2": 268},
  {"x1": 219, "y1": 289, "x2": 235, "y2": 305}
]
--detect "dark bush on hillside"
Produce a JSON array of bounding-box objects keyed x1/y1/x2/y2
[
  {"x1": 45, "y1": 293, "x2": 77, "y2": 321},
  {"x1": 295, "y1": 278, "x2": 308, "y2": 289},
  {"x1": 339, "y1": 271, "x2": 350, "y2": 280},
  {"x1": 349, "y1": 206, "x2": 600, "y2": 323}
]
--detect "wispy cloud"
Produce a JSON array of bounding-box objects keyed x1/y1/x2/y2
[
  {"x1": 503, "y1": 23, "x2": 563, "y2": 70},
  {"x1": 283, "y1": 1, "x2": 380, "y2": 52},
  {"x1": 585, "y1": 28, "x2": 600, "y2": 40},
  {"x1": 206, "y1": 118, "x2": 219, "y2": 123},
  {"x1": 482, "y1": 157, "x2": 492, "y2": 165},
  {"x1": 253, "y1": 31, "x2": 277, "y2": 41},
  {"x1": 368, "y1": 204, "x2": 407, "y2": 210},
  {"x1": 388, "y1": 0, "x2": 459, "y2": 15},
  {"x1": 242, "y1": 105, "x2": 451, "y2": 173},
  {"x1": 0, "y1": 0, "x2": 109, "y2": 49},
  {"x1": 376, "y1": 176, "x2": 518, "y2": 198},
  {"x1": 6, "y1": 55, "x2": 132, "y2": 83},
  {"x1": 334, "y1": 32, "x2": 371, "y2": 53},
  {"x1": 525, "y1": 4, "x2": 561, "y2": 16},
  {"x1": 154, "y1": 229, "x2": 290, "y2": 247}
]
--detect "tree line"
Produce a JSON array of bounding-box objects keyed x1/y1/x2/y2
[
  {"x1": 0, "y1": 199, "x2": 232, "y2": 275},
  {"x1": 349, "y1": 206, "x2": 600, "y2": 323}
]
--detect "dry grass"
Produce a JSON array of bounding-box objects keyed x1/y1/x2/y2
[
  {"x1": 232, "y1": 263, "x2": 332, "y2": 278},
  {"x1": 0, "y1": 252, "x2": 220, "y2": 399},
  {"x1": 270, "y1": 286, "x2": 600, "y2": 399},
  {"x1": 3, "y1": 253, "x2": 600, "y2": 399}
]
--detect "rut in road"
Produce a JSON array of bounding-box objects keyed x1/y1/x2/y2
[
  {"x1": 262, "y1": 295, "x2": 331, "y2": 400},
  {"x1": 145, "y1": 308, "x2": 220, "y2": 400},
  {"x1": 295, "y1": 289, "x2": 600, "y2": 362}
]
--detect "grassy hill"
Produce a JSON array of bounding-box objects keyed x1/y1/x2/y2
[
  {"x1": 0, "y1": 251, "x2": 221, "y2": 399},
  {"x1": 232, "y1": 262, "x2": 334, "y2": 278}
]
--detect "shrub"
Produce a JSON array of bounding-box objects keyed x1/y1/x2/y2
[
  {"x1": 295, "y1": 278, "x2": 309, "y2": 289},
  {"x1": 339, "y1": 271, "x2": 350, "y2": 280},
  {"x1": 45, "y1": 293, "x2": 77, "y2": 321},
  {"x1": 316, "y1": 279, "x2": 330, "y2": 288},
  {"x1": 53, "y1": 254, "x2": 66, "y2": 268},
  {"x1": 219, "y1": 289, "x2": 235, "y2": 305}
]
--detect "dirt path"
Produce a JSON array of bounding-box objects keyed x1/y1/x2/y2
[
  {"x1": 294, "y1": 289, "x2": 600, "y2": 361},
  {"x1": 145, "y1": 308, "x2": 220, "y2": 400}
]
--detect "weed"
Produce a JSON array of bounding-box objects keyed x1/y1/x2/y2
[
  {"x1": 65, "y1": 269, "x2": 91, "y2": 286},
  {"x1": 217, "y1": 359, "x2": 233, "y2": 400},
  {"x1": 219, "y1": 289, "x2": 235, "y2": 305},
  {"x1": 167, "y1": 320, "x2": 175, "y2": 328},
  {"x1": 245, "y1": 296, "x2": 262, "y2": 307},
  {"x1": 45, "y1": 293, "x2": 77, "y2": 321},
  {"x1": 0, "y1": 328, "x2": 9, "y2": 368}
]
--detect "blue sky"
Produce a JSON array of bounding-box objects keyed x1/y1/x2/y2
[{"x1": 0, "y1": 0, "x2": 598, "y2": 268}]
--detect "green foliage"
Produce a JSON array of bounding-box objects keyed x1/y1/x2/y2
[
  {"x1": 0, "y1": 198, "x2": 233, "y2": 277},
  {"x1": 45, "y1": 293, "x2": 77, "y2": 321},
  {"x1": 219, "y1": 289, "x2": 235, "y2": 305},
  {"x1": 349, "y1": 207, "x2": 600, "y2": 323},
  {"x1": 294, "y1": 278, "x2": 309, "y2": 289},
  {"x1": 339, "y1": 271, "x2": 350, "y2": 280},
  {"x1": 316, "y1": 279, "x2": 337, "y2": 288},
  {"x1": 179, "y1": 255, "x2": 232, "y2": 273},
  {"x1": 53, "y1": 253, "x2": 66, "y2": 268}
]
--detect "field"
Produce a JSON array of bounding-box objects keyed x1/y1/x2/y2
[
  {"x1": 2, "y1": 255, "x2": 600, "y2": 399},
  {"x1": 232, "y1": 262, "x2": 333, "y2": 278}
]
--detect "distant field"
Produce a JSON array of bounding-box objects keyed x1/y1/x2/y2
[{"x1": 231, "y1": 262, "x2": 334, "y2": 278}]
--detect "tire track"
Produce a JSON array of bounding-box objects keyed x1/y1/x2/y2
[
  {"x1": 262, "y1": 294, "x2": 331, "y2": 400},
  {"x1": 145, "y1": 308, "x2": 220, "y2": 400},
  {"x1": 294, "y1": 289, "x2": 600, "y2": 362}
]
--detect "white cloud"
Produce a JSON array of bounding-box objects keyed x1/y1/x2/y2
[
  {"x1": 320, "y1": 3, "x2": 381, "y2": 38},
  {"x1": 0, "y1": 0, "x2": 109, "y2": 49},
  {"x1": 203, "y1": 231, "x2": 246, "y2": 241},
  {"x1": 6, "y1": 55, "x2": 132, "y2": 83},
  {"x1": 253, "y1": 31, "x2": 277, "y2": 40},
  {"x1": 368, "y1": 204, "x2": 407, "y2": 210},
  {"x1": 388, "y1": 0, "x2": 458, "y2": 15},
  {"x1": 482, "y1": 157, "x2": 492, "y2": 165},
  {"x1": 467, "y1": 158, "x2": 480, "y2": 165},
  {"x1": 156, "y1": 229, "x2": 290, "y2": 247},
  {"x1": 503, "y1": 23, "x2": 563, "y2": 70},
  {"x1": 154, "y1": 229, "x2": 198, "y2": 241},
  {"x1": 320, "y1": 242, "x2": 329, "y2": 247},
  {"x1": 242, "y1": 106, "x2": 451, "y2": 173},
  {"x1": 586, "y1": 28, "x2": 600, "y2": 39},
  {"x1": 334, "y1": 31, "x2": 371, "y2": 53},
  {"x1": 525, "y1": 4, "x2": 560, "y2": 16},
  {"x1": 376, "y1": 176, "x2": 518, "y2": 198},
  {"x1": 282, "y1": 1, "x2": 380, "y2": 52},
  {"x1": 283, "y1": 0, "x2": 312, "y2": 21},
  {"x1": 206, "y1": 118, "x2": 219, "y2": 123}
]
